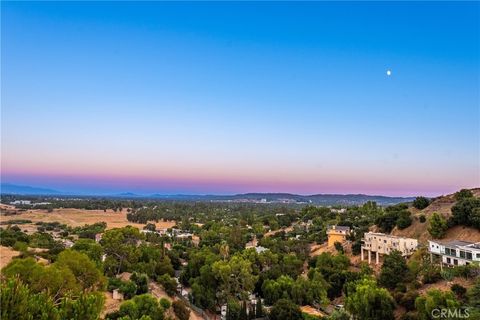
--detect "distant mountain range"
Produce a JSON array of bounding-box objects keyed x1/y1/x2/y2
[
  {"x1": 1, "y1": 183, "x2": 62, "y2": 195},
  {"x1": 0, "y1": 183, "x2": 415, "y2": 205}
]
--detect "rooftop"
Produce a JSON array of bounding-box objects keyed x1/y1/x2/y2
[
  {"x1": 431, "y1": 239, "x2": 480, "y2": 249},
  {"x1": 327, "y1": 225, "x2": 350, "y2": 232},
  {"x1": 365, "y1": 232, "x2": 417, "y2": 241}
]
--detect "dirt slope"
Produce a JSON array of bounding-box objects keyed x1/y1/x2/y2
[{"x1": 391, "y1": 188, "x2": 480, "y2": 244}]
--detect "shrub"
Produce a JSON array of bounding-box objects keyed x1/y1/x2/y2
[
  {"x1": 172, "y1": 300, "x2": 190, "y2": 320},
  {"x1": 159, "y1": 297, "x2": 171, "y2": 310},
  {"x1": 419, "y1": 215, "x2": 426, "y2": 223},
  {"x1": 454, "y1": 189, "x2": 473, "y2": 201},
  {"x1": 413, "y1": 197, "x2": 430, "y2": 210},
  {"x1": 451, "y1": 284, "x2": 467, "y2": 299}
]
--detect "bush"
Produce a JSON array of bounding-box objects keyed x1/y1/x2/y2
[
  {"x1": 422, "y1": 266, "x2": 442, "y2": 284},
  {"x1": 413, "y1": 197, "x2": 430, "y2": 210},
  {"x1": 159, "y1": 297, "x2": 171, "y2": 310},
  {"x1": 419, "y1": 215, "x2": 426, "y2": 223},
  {"x1": 172, "y1": 300, "x2": 190, "y2": 320},
  {"x1": 451, "y1": 284, "x2": 467, "y2": 299},
  {"x1": 396, "y1": 211, "x2": 413, "y2": 229},
  {"x1": 428, "y1": 213, "x2": 448, "y2": 238},
  {"x1": 454, "y1": 189, "x2": 473, "y2": 201},
  {"x1": 400, "y1": 290, "x2": 419, "y2": 311},
  {"x1": 158, "y1": 274, "x2": 177, "y2": 297}
]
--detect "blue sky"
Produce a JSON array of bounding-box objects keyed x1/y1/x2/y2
[{"x1": 1, "y1": 1, "x2": 479, "y2": 196}]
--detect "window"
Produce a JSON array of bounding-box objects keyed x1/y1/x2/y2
[
  {"x1": 460, "y1": 251, "x2": 466, "y2": 259},
  {"x1": 447, "y1": 257, "x2": 451, "y2": 264},
  {"x1": 454, "y1": 259, "x2": 458, "y2": 266},
  {"x1": 466, "y1": 252, "x2": 472, "y2": 260},
  {"x1": 477, "y1": 253, "x2": 480, "y2": 259},
  {"x1": 384, "y1": 240, "x2": 387, "y2": 243}
]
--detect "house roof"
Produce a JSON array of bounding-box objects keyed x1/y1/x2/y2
[{"x1": 327, "y1": 225, "x2": 350, "y2": 231}]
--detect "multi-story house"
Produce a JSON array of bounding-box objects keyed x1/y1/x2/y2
[
  {"x1": 428, "y1": 240, "x2": 480, "y2": 267},
  {"x1": 326, "y1": 225, "x2": 351, "y2": 247},
  {"x1": 361, "y1": 232, "x2": 418, "y2": 264}
]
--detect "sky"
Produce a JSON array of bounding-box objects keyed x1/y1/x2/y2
[{"x1": 1, "y1": 1, "x2": 479, "y2": 196}]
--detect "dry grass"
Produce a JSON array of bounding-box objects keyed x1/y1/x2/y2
[
  {"x1": 0, "y1": 246, "x2": 20, "y2": 269},
  {"x1": 392, "y1": 189, "x2": 480, "y2": 244},
  {"x1": 0, "y1": 208, "x2": 176, "y2": 231}
]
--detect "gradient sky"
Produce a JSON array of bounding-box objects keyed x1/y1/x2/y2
[{"x1": 1, "y1": 1, "x2": 479, "y2": 196}]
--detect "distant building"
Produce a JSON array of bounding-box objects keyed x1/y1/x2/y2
[
  {"x1": 255, "y1": 246, "x2": 269, "y2": 254},
  {"x1": 95, "y1": 233, "x2": 103, "y2": 243},
  {"x1": 62, "y1": 239, "x2": 74, "y2": 248},
  {"x1": 428, "y1": 240, "x2": 480, "y2": 267},
  {"x1": 326, "y1": 225, "x2": 351, "y2": 247},
  {"x1": 10, "y1": 200, "x2": 31, "y2": 205},
  {"x1": 361, "y1": 232, "x2": 418, "y2": 265}
]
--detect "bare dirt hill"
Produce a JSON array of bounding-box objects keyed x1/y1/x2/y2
[{"x1": 391, "y1": 188, "x2": 480, "y2": 244}]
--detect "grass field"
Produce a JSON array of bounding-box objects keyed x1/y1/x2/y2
[{"x1": 0, "y1": 206, "x2": 176, "y2": 231}]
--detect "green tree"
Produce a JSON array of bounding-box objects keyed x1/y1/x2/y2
[
  {"x1": 117, "y1": 294, "x2": 164, "y2": 320},
  {"x1": 172, "y1": 300, "x2": 190, "y2": 320},
  {"x1": 345, "y1": 278, "x2": 395, "y2": 320},
  {"x1": 101, "y1": 226, "x2": 144, "y2": 276},
  {"x1": 72, "y1": 238, "x2": 104, "y2": 266},
  {"x1": 413, "y1": 197, "x2": 430, "y2": 210},
  {"x1": 157, "y1": 274, "x2": 177, "y2": 297},
  {"x1": 56, "y1": 249, "x2": 106, "y2": 291},
  {"x1": 415, "y1": 289, "x2": 459, "y2": 320},
  {"x1": 269, "y1": 299, "x2": 302, "y2": 320},
  {"x1": 454, "y1": 189, "x2": 473, "y2": 201},
  {"x1": 450, "y1": 198, "x2": 480, "y2": 229},
  {"x1": 396, "y1": 210, "x2": 413, "y2": 229},
  {"x1": 379, "y1": 250, "x2": 409, "y2": 289},
  {"x1": 212, "y1": 255, "x2": 257, "y2": 303},
  {"x1": 428, "y1": 213, "x2": 448, "y2": 238}
]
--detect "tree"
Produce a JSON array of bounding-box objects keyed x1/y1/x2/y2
[
  {"x1": 56, "y1": 249, "x2": 106, "y2": 291},
  {"x1": 131, "y1": 272, "x2": 149, "y2": 295},
  {"x1": 212, "y1": 255, "x2": 257, "y2": 303},
  {"x1": 454, "y1": 189, "x2": 473, "y2": 201},
  {"x1": 379, "y1": 250, "x2": 409, "y2": 289},
  {"x1": 334, "y1": 241, "x2": 344, "y2": 253},
  {"x1": 172, "y1": 300, "x2": 190, "y2": 320},
  {"x1": 415, "y1": 289, "x2": 459, "y2": 320},
  {"x1": 450, "y1": 198, "x2": 480, "y2": 229},
  {"x1": 1, "y1": 278, "x2": 104, "y2": 320},
  {"x1": 159, "y1": 298, "x2": 170, "y2": 310},
  {"x1": 345, "y1": 278, "x2": 395, "y2": 320},
  {"x1": 58, "y1": 292, "x2": 105, "y2": 320},
  {"x1": 116, "y1": 294, "x2": 164, "y2": 320},
  {"x1": 413, "y1": 197, "x2": 430, "y2": 210},
  {"x1": 101, "y1": 226, "x2": 144, "y2": 276},
  {"x1": 72, "y1": 238, "x2": 104, "y2": 266},
  {"x1": 157, "y1": 274, "x2": 177, "y2": 297},
  {"x1": 396, "y1": 211, "x2": 412, "y2": 229},
  {"x1": 144, "y1": 223, "x2": 156, "y2": 232},
  {"x1": 269, "y1": 299, "x2": 302, "y2": 320},
  {"x1": 428, "y1": 213, "x2": 448, "y2": 238},
  {"x1": 451, "y1": 284, "x2": 467, "y2": 300}
]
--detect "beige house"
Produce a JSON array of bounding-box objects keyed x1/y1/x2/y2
[
  {"x1": 326, "y1": 225, "x2": 351, "y2": 247},
  {"x1": 361, "y1": 232, "x2": 418, "y2": 264}
]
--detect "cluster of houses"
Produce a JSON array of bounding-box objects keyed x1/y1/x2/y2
[{"x1": 326, "y1": 225, "x2": 480, "y2": 268}]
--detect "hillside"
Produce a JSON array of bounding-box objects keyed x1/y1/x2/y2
[{"x1": 391, "y1": 188, "x2": 480, "y2": 244}]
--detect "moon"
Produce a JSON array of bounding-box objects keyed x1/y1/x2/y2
[{"x1": 386, "y1": 70, "x2": 392, "y2": 76}]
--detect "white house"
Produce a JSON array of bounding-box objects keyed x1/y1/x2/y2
[
  {"x1": 428, "y1": 240, "x2": 480, "y2": 267},
  {"x1": 361, "y1": 232, "x2": 418, "y2": 264}
]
